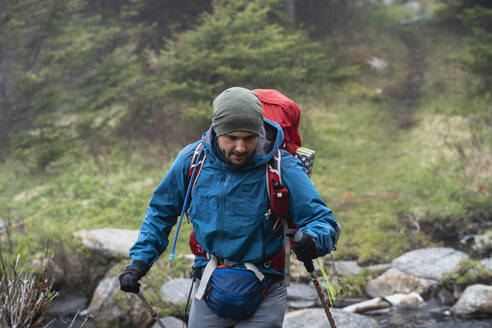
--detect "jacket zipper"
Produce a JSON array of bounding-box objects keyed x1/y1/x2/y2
[{"x1": 219, "y1": 171, "x2": 232, "y2": 257}]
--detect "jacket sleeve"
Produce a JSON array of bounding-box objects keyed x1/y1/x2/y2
[
  {"x1": 128, "y1": 143, "x2": 197, "y2": 273},
  {"x1": 281, "y1": 151, "x2": 339, "y2": 257}
]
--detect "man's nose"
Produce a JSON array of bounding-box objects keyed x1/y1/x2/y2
[{"x1": 235, "y1": 139, "x2": 246, "y2": 152}]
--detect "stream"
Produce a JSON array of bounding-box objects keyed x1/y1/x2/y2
[{"x1": 370, "y1": 298, "x2": 492, "y2": 328}]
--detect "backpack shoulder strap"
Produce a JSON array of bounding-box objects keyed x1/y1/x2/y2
[
  {"x1": 266, "y1": 150, "x2": 293, "y2": 286},
  {"x1": 266, "y1": 150, "x2": 289, "y2": 228},
  {"x1": 189, "y1": 143, "x2": 206, "y2": 197}
]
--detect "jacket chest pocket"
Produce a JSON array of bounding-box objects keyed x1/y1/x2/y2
[{"x1": 229, "y1": 181, "x2": 269, "y2": 219}]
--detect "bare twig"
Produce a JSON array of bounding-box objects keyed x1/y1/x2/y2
[{"x1": 0, "y1": 249, "x2": 59, "y2": 328}]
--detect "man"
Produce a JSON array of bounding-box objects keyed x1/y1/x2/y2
[{"x1": 119, "y1": 87, "x2": 338, "y2": 327}]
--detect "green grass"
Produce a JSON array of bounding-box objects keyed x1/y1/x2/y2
[{"x1": 0, "y1": 142, "x2": 194, "y2": 261}]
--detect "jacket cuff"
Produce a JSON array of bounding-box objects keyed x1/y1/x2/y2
[{"x1": 130, "y1": 259, "x2": 150, "y2": 275}]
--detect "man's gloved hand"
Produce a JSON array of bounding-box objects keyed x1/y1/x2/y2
[
  {"x1": 119, "y1": 265, "x2": 144, "y2": 293},
  {"x1": 291, "y1": 230, "x2": 318, "y2": 262}
]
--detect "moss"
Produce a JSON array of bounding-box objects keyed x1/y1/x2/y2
[{"x1": 441, "y1": 259, "x2": 492, "y2": 290}]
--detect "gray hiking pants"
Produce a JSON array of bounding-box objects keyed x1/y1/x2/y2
[{"x1": 188, "y1": 280, "x2": 287, "y2": 328}]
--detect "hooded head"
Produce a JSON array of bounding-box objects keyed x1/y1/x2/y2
[{"x1": 212, "y1": 87, "x2": 264, "y2": 165}]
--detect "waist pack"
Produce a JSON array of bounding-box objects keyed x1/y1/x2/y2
[{"x1": 201, "y1": 265, "x2": 273, "y2": 320}]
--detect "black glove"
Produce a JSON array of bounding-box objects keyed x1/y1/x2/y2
[
  {"x1": 119, "y1": 265, "x2": 144, "y2": 294},
  {"x1": 291, "y1": 230, "x2": 318, "y2": 262}
]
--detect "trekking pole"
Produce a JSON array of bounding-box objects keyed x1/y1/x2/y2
[
  {"x1": 290, "y1": 230, "x2": 337, "y2": 327},
  {"x1": 303, "y1": 260, "x2": 337, "y2": 328},
  {"x1": 137, "y1": 292, "x2": 167, "y2": 328}
]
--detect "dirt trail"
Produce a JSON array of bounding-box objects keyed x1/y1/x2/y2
[{"x1": 390, "y1": 25, "x2": 427, "y2": 129}]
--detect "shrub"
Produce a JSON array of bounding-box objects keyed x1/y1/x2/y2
[
  {"x1": 0, "y1": 249, "x2": 58, "y2": 328},
  {"x1": 459, "y1": 6, "x2": 492, "y2": 88}
]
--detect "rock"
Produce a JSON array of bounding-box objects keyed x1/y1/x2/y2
[
  {"x1": 287, "y1": 282, "x2": 318, "y2": 308},
  {"x1": 384, "y1": 292, "x2": 424, "y2": 308},
  {"x1": 451, "y1": 284, "x2": 492, "y2": 317},
  {"x1": 392, "y1": 248, "x2": 469, "y2": 280},
  {"x1": 160, "y1": 278, "x2": 193, "y2": 305},
  {"x1": 72, "y1": 228, "x2": 139, "y2": 258},
  {"x1": 438, "y1": 287, "x2": 456, "y2": 306},
  {"x1": 367, "y1": 57, "x2": 388, "y2": 71},
  {"x1": 334, "y1": 261, "x2": 362, "y2": 277},
  {"x1": 482, "y1": 258, "x2": 492, "y2": 271},
  {"x1": 342, "y1": 297, "x2": 390, "y2": 313},
  {"x1": 366, "y1": 263, "x2": 392, "y2": 274},
  {"x1": 0, "y1": 220, "x2": 5, "y2": 229},
  {"x1": 365, "y1": 268, "x2": 438, "y2": 297},
  {"x1": 283, "y1": 308, "x2": 380, "y2": 328},
  {"x1": 88, "y1": 276, "x2": 149, "y2": 328},
  {"x1": 473, "y1": 234, "x2": 492, "y2": 255},
  {"x1": 152, "y1": 316, "x2": 186, "y2": 328},
  {"x1": 49, "y1": 293, "x2": 89, "y2": 316}
]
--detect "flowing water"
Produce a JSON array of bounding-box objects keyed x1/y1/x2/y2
[{"x1": 370, "y1": 299, "x2": 492, "y2": 328}]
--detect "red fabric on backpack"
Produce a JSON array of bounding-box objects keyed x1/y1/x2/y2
[{"x1": 252, "y1": 89, "x2": 302, "y2": 155}]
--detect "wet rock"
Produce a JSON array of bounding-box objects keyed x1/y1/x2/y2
[
  {"x1": 286, "y1": 282, "x2": 318, "y2": 308},
  {"x1": 482, "y1": 258, "x2": 492, "y2": 271},
  {"x1": 384, "y1": 292, "x2": 424, "y2": 308},
  {"x1": 73, "y1": 228, "x2": 139, "y2": 258},
  {"x1": 365, "y1": 268, "x2": 438, "y2": 297},
  {"x1": 392, "y1": 248, "x2": 469, "y2": 280},
  {"x1": 334, "y1": 261, "x2": 362, "y2": 277},
  {"x1": 451, "y1": 284, "x2": 492, "y2": 317},
  {"x1": 438, "y1": 287, "x2": 455, "y2": 306},
  {"x1": 88, "y1": 276, "x2": 149, "y2": 328},
  {"x1": 342, "y1": 297, "x2": 390, "y2": 313},
  {"x1": 283, "y1": 308, "x2": 380, "y2": 328},
  {"x1": 160, "y1": 278, "x2": 193, "y2": 305},
  {"x1": 50, "y1": 293, "x2": 89, "y2": 316},
  {"x1": 151, "y1": 316, "x2": 186, "y2": 328}
]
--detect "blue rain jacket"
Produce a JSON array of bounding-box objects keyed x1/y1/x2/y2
[{"x1": 129, "y1": 118, "x2": 338, "y2": 275}]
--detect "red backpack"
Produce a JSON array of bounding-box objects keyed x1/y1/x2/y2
[{"x1": 253, "y1": 89, "x2": 302, "y2": 155}]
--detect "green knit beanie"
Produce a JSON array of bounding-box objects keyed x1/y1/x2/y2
[{"x1": 212, "y1": 87, "x2": 263, "y2": 136}]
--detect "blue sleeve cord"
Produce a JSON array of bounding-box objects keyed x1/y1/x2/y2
[{"x1": 169, "y1": 147, "x2": 204, "y2": 260}]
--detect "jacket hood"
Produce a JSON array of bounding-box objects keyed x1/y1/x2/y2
[{"x1": 200, "y1": 117, "x2": 284, "y2": 169}]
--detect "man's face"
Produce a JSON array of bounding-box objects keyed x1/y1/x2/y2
[{"x1": 217, "y1": 131, "x2": 259, "y2": 165}]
